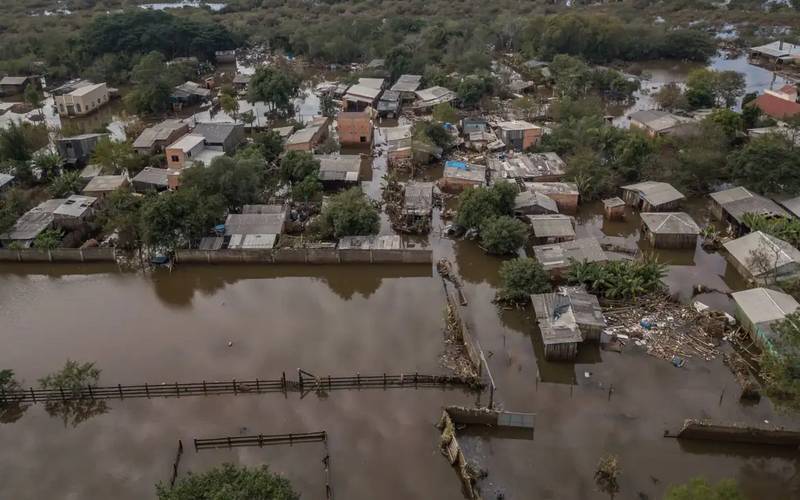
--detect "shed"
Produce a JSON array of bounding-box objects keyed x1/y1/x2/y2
[
  {"x1": 639, "y1": 212, "x2": 700, "y2": 249},
  {"x1": 192, "y1": 122, "x2": 244, "y2": 154},
  {"x1": 0, "y1": 173, "x2": 15, "y2": 193},
  {"x1": 224, "y1": 212, "x2": 286, "y2": 249},
  {"x1": 514, "y1": 191, "x2": 558, "y2": 216},
  {"x1": 132, "y1": 119, "x2": 189, "y2": 155},
  {"x1": 403, "y1": 182, "x2": 434, "y2": 221},
  {"x1": 391, "y1": 75, "x2": 423, "y2": 100},
  {"x1": 285, "y1": 118, "x2": 329, "y2": 152},
  {"x1": 338, "y1": 234, "x2": 402, "y2": 250},
  {"x1": 495, "y1": 120, "x2": 542, "y2": 151},
  {"x1": 132, "y1": 167, "x2": 170, "y2": 193},
  {"x1": 732, "y1": 288, "x2": 799, "y2": 347},
  {"x1": 532, "y1": 238, "x2": 608, "y2": 277},
  {"x1": 531, "y1": 287, "x2": 606, "y2": 361},
  {"x1": 343, "y1": 84, "x2": 382, "y2": 111},
  {"x1": 52, "y1": 195, "x2": 97, "y2": 221},
  {"x1": 628, "y1": 110, "x2": 695, "y2": 137},
  {"x1": 603, "y1": 197, "x2": 625, "y2": 220},
  {"x1": 528, "y1": 214, "x2": 575, "y2": 245},
  {"x1": 82, "y1": 175, "x2": 129, "y2": 199},
  {"x1": 488, "y1": 152, "x2": 565, "y2": 182},
  {"x1": 413, "y1": 86, "x2": 456, "y2": 109},
  {"x1": 0, "y1": 199, "x2": 64, "y2": 247},
  {"x1": 723, "y1": 231, "x2": 800, "y2": 284},
  {"x1": 55, "y1": 133, "x2": 107, "y2": 167},
  {"x1": 621, "y1": 181, "x2": 685, "y2": 211},
  {"x1": 315, "y1": 155, "x2": 361, "y2": 186},
  {"x1": 525, "y1": 182, "x2": 579, "y2": 214},
  {"x1": 780, "y1": 196, "x2": 800, "y2": 219},
  {"x1": 439, "y1": 161, "x2": 486, "y2": 193},
  {"x1": 377, "y1": 90, "x2": 401, "y2": 118},
  {"x1": 709, "y1": 186, "x2": 790, "y2": 235}
]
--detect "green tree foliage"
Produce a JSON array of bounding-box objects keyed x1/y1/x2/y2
[
  {"x1": 250, "y1": 130, "x2": 285, "y2": 164},
  {"x1": 33, "y1": 228, "x2": 63, "y2": 250},
  {"x1": 279, "y1": 151, "x2": 320, "y2": 185},
  {"x1": 685, "y1": 69, "x2": 746, "y2": 109},
  {"x1": 413, "y1": 122, "x2": 452, "y2": 149},
  {"x1": 291, "y1": 172, "x2": 323, "y2": 203},
  {"x1": 549, "y1": 55, "x2": 640, "y2": 101},
  {"x1": 456, "y1": 182, "x2": 517, "y2": 229},
  {"x1": 140, "y1": 189, "x2": 224, "y2": 250},
  {"x1": 707, "y1": 109, "x2": 744, "y2": 143},
  {"x1": 760, "y1": 311, "x2": 800, "y2": 411},
  {"x1": 182, "y1": 156, "x2": 264, "y2": 211},
  {"x1": 38, "y1": 360, "x2": 107, "y2": 427},
  {"x1": 432, "y1": 102, "x2": 458, "y2": 124},
  {"x1": 664, "y1": 477, "x2": 745, "y2": 500},
  {"x1": 479, "y1": 216, "x2": 528, "y2": 255},
  {"x1": 81, "y1": 11, "x2": 238, "y2": 62},
  {"x1": 0, "y1": 122, "x2": 37, "y2": 163},
  {"x1": 0, "y1": 369, "x2": 28, "y2": 424},
  {"x1": 567, "y1": 256, "x2": 666, "y2": 299},
  {"x1": 654, "y1": 82, "x2": 689, "y2": 111},
  {"x1": 741, "y1": 213, "x2": 800, "y2": 249},
  {"x1": 310, "y1": 187, "x2": 379, "y2": 239},
  {"x1": 728, "y1": 133, "x2": 800, "y2": 195},
  {"x1": 498, "y1": 257, "x2": 552, "y2": 303},
  {"x1": 247, "y1": 66, "x2": 301, "y2": 116},
  {"x1": 220, "y1": 93, "x2": 239, "y2": 119},
  {"x1": 457, "y1": 73, "x2": 495, "y2": 108},
  {"x1": 31, "y1": 150, "x2": 62, "y2": 182},
  {"x1": 97, "y1": 190, "x2": 146, "y2": 250},
  {"x1": 91, "y1": 137, "x2": 136, "y2": 174},
  {"x1": 156, "y1": 463, "x2": 298, "y2": 500},
  {"x1": 23, "y1": 83, "x2": 43, "y2": 118},
  {"x1": 124, "y1": 52, "x2": 183, "y2": 115},
  {"x1": 320, "y1": 93, "x2": 338, "y2": 118},
  {"x1": 48, "y1": 171, "x2": 85, "y2": 198},
  {"x1": 0, "y1": 188, "x2": 33, "y2": 235}
]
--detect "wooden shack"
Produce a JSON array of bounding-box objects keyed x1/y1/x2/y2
[
  {"x1": 621, "y1": 181, "x2": 685, "y2": 212},
  {"x1": 525, "y1": 182, "x2": 579, "y2": 214},
  {"x1": 531, "y1": 286, "x2": 606, "y2": 361},
  {"x1": 709, "y1": 186, "x2": 790, "y2": 236},
  {"x1": 528, "y1": 214, "x2": 575, "y2": 245},
  {"x1": 640, "y1": 212, "x2": 700, "y2": 249},
  {"x1": 603, "y1": 197, "x2": 625, "y2": 220}
]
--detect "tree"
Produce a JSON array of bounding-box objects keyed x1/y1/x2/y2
[
  {"x1": 594, "y1": 455, "x2": 620, "y2": 498},
  {"x1": 0, "y1": 369, "x2": 29, "y2": 424},
  {"x1": 91, "y1": 137, "x2": 135, "y2": 174},
  {"x1": 156, "y1": 463, "x2": 298, "y2": 500},
  {"x1": 479, "y1": 216, "x2": 528, "y2": 254},
  {"x1": 320, "y1": 93, "x2": 338, "y2": 118},
  {"x1": 685, "y1": 69, "x2": 745, "y2": 109},
  {"x1": 457, "y1": 73, "x2": 495, "y2": 108},
  {"x1": 252, "y1": 130, "x2": 285, "y2": 164},
  {"x1": 220, "y1": 93, "x2": 239, "y2": 120},
  {"x1": 567, "y1": 257, "x2": 666, "y2": 299},
  {"x1": 707, "y1": 109, "x2": 744, "y2": 143},
  {"x1": 498, "y1": 257, "x2": 551, "y2": 302},
  {"x1": 664, "y1": 477, "x2": 745, "y2": 500},
  {"x1": 182, "y1": 155, "x2": 264, "y2": 211},
  {"x1": 291, "y1": 172, "x2": 322, "y2": 203},
  {"x1": 0, "y1": 122, "x2": 35, "y2": 163},
  {"x1": 279, "y1": 151, "x2": 320, "y2": 185},
  {"x1": 761, "y1": 311, "x2": 800, "y2": 411},
  {"x1": 31, "y1": 150, "x2": 62, "y2": 181},
  {"x1": 310, "y1": 187, "x2": 379, "y2": 239},
  {"x1": 23, "y1": 83, "x2": 44, "y2": 120},
  {"x1": 38, "y1": 360, "x2": 107, "y2": 427},
  {"x1": 247, "y1": 66, "x2": 301, "y2": 116},
  {"x1": 432, "y1": 102, "x2": 458, "y2": 124},
  {"x1": 140, "y1": 189, "x2": 224, "y2": 251},
  {"x1": 240, "y1": 110, "x2": 256, "y2": 130},
  {"x1": 456, "y1": 182, "x2": 517, "y2": 230},
  {"x1": 123, "y1": 52, "x2": 177, "y2": 115},
  {"x1": 98, "y1": 190, "x2": 146, "y2": 251},
  {"x1": 48, "y1": 171, "x2": 84, "y2": 197},
  {"x1": 33, "y1": 228, "x2": 63, "y2": 250},
  {"x1": 414, "y1": 122, "x2": 453, "y2": 149},
  {"x1": 728, "y1": 134, "x2": 800, "y2": 195},
  {"x1": 654, "y1": 83, "x2": 688, "y2": 111}
]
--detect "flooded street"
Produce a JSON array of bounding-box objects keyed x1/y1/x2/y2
[{"x1": 2, "y1": 194, "x2": 799, "y2": 499}]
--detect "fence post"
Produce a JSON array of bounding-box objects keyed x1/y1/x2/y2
[
  {"x1": 87, "y1": 385, "x2": 94, "y2": 400},
  {"x1": 193, "y1": 439, "x2": 198, "y2": 452},
  {"x1": 356, "y1": 373, "x2": 360, "y2": 389},
  {"x1": 145, "y1": 383, "x2": 150, "y2": 398},
  {"x1": 383, "y1": 373, "x2": 387, "y2": 388},
  {"x1": 328, "y1": 375, "x2": 332, "y2": 391},
  {"x1": 281, "y1": 372, "x2": 286, "y2": 395},
  {"x1": 414, "y1": 372, "x2": 418, "y2": 388},
  {"x1": 259, "y1": 434, "x2": 264, "y2": 447},
  {"x1": 298, "y1": 369, "x2": 303, "y2": 393},
  {"x1": 118, "y1": 384, "x2": 123, "y2": 400},
  {"x1": 175, "y1": 382, "x2": 180, "y2": 398},
  {"x1": 256, "y1": 378, "x2": 260, "y2": 393},
  {"x1": 59, "y1": 387, "x2": 65, "y2": 402},
  {"x1": 233, "y1": 379, "x2": 237, "y2": 395},
  {"x1": 289, "y1": 433, "x2": 293, "y2": 445},
  {"x1": 227, "y1": 436, "x2": 232, "y2": 448},
  {"x1": 30, "y1": 387, "x2": 36, "y2": 403},
  {"x1": 203, "y1": 380, "x2": 207, "y2": 395}
]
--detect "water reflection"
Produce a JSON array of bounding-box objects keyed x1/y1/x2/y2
[{"x1": 44, "y1": 397, "x2": 109, "y2": 428}]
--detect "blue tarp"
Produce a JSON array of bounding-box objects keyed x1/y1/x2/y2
[{"x1": 445, "y1": 160, "x2": 467, "y2": 170}]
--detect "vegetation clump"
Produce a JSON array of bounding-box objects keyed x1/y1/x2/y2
[
  {"x1": 156, "y1": 463, "x2": 298, "y2": 500},
  {"x1": 566, "y1": 257, "x2": 666, "y2": 299},
  {"x1": 664, "y1": 476, "x2": 745, "y2": 500},
  {"x1": 497, "y1": 257, "x2": 551, "y2": 303},
  {"x1": 760, "y1": 311, "x2": 800, "y2": 412},
  {"x1": 310, "y1": 187, "x2": 379, "y2": 239},
  {"x1": 39, "y1": 360, "x2": 107, "y2": 427}
]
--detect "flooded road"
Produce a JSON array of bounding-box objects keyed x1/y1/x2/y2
[{"x1": 2, "y1": 195, "x2": 799, "y2": 499}]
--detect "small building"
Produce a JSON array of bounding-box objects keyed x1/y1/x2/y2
[
  {"x1": 748, "y1": 40, "x2": 800, "y2": 66},
  {"x1": 343, "y1": 84, "x2": 382, "y2": 112},
  {"x1": 165, "y1": 134, "x2": 225, "y2": 170},
  {"x1": 489, "y1": 152, "x2": 565, "y2": 182},
  {"x1": 132, "y1": 119, "x2": 189, "y2": 155},
  {"x1": 621, "y1": 181, "x2": 685, "y2": 212},
  {"x1": 232, "y1": 73, "x2": 251, "y2": 91},
  {"x1": 525, "y1": 182, "x2": 579, "y2": 214},
  {"x1": 366, "y1": 58, "x2": 386, "y2": 70},
  {"x1": 53, "y1": 81, "x2": 109, "y2": 117},
  {"x1": 358, "y1": 78, "x2": 385, "y2": 90},
  {"x1": 170, "y1": 81, "x2": 211, "y2": 107},
  {"x1": 514, "y1": 191, "x2": 558, "y2": 216},
  {"x1": 461, "y1": 117, "x2": 488, "y2": 136},
  {"x1": 780, "y1": 196, "x2": 800, "y2": 219},
  {"x1": 750, "y1": 93, "x2": 800, "y2": 122},
  {"x1": 495, "y1": 120, "x2": 542, "y2": 151},
  {"x1": 390, "y1": 75, "x2": 423, "y2": 101},
  {"x1": 337, "y1": 111, "x2": 373, "y2": 146},
  {"x1": 528, "y1": 214, "x2": 575, "y2": 245},
  {"x1": 439, "y1": 161, "x2": 486, "y2": 193},
  {"x1": 338, "y1": 234, "x2": 402, "y2": 250},
  {"x1": 640, "y1": 212, "x2": 700, "y2": 249},
  {"x1": 0, "y1": 173, "x2": 15, "y2": 193},
  {"x1": 132, "y1": 167, "x2": 170, "y2": 193},
  {"x1": 709, "y1": 186, "x2": 790, "y2": 235},
  {"x1": 413, "y1": 86, "x2": 456, "y2": 110},
  {"x1": 224, "y1": 208, "x2": 287, "y2": 250},
  {"x1": 603, "y1": 197, "x2": 625, "y2": 220},
  {"x1": 531, "y1": 286, "x2": 606, "y2": 361},
  {"x1": 55, "y1": 133, "x2": 108, "y2": 167},
  {"x1": 377, "y1": 90, "x2": 401, "y2": 118},
  {"x1": 215, "y1": 50, "x2": 236, "y2": 63},
  {"x1": 273, "y1": 126, "x2": 295, "y2": 141},
  {"x1": 724, "y1": 231, "x2": 800, "y2": 285},
  {"x1": 628, "y1": 110, "x2": 695, "y2": 137},
  {"x1": 0, "y1": 76, "x2": 39, "y2": 96},
  {"x1": 52, "y1": 195, "x2": 97, "y2": 229},
  {"x1": 402, "y1": 181, "x2": 434, "y2": 225},
  {"x1": 732, "y1": 287, "x2": 799, "y2": 347},
  {"x1": 285, "y1": 117, "x2": 329, "y2": 152},
  {"x1": 315, "y1": 154, "x2": 361, "y2": 188},
  {"x1": 82, "y1": 175, "x2": 129, "y2": 199},
  {"x1": 0, "y1": 204, "x2": 59, "y2": 248},
  {"x1": 192, "y1": 122, "x2": 245, "y2": 154},
  {"x1": 79, "y1": 164, "x2": 102, "y2": 181},
  {"x1": 532, "y1": 238, "x2": 608, "y2": 278}
]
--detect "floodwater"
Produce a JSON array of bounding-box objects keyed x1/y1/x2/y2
[{"x1": 2, "y1": 194, "x2": 800, "y2": 499}]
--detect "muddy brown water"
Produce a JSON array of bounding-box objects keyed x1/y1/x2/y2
[{"x1": 2, "y1": 195, "x2": 800, "y2": 499}]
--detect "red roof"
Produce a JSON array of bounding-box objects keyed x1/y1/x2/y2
[
  {"x1": 752, "y1": 93, "x2": 800, "y2": 120},
  {"x1": 778, "y1": 84, "x2": 798, "y2": 95}
]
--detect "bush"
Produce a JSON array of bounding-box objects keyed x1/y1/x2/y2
[
  {"x1": 760, "y1": 311, "x2": 800, "y2": 412},
  {"x1": 567, "y1": 256, "x2": 666, "y2": 299},
  {"x1": 157, "y1": 463, "x2": 298, "y2": 500},
  {"x1": 456, "y1": 182, "x2": 518, "y2": 229},
  {"x1": 664, "y1": 477, "x2": 745, "y2": 500},
  {"x1": 310, "y1": 187, "x2": 379, "y2": 239},
  {"x1": 498, "y1": 257, "x2": 551, "y2": 302},
  {"x1": 479, "y1": 216, "x2": 528, "y2": 255},
  {"x1": 48, "y1": 171, "x2": 85, "y2": 198}
]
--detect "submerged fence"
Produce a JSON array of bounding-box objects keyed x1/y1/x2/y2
[
  {"x1": 0, "y1": 247, "x2": 116, "y2": 262},
  {"x1": 0, "y1": 369, "x2": 482, "y2": 406},
  {"x1": 174, "y1": 247, "x2": 432, "y2": 265}
]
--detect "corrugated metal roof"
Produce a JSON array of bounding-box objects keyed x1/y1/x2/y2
[
  {"x1": 640, "y1": 212, "x2": 700, "y2": 235},
  {"x1": 224, "y1": 213, "x2": 285, "y2": 236},
  {"x1": 622, "y1": 181, "x2": 685, "y2": 207},
  {"x1": 338, "y1": 235, "x2": 401, "y2": 250},
  {"x1": 533, "y1": 238, "x2": 607, "y2": 271},
  {"x1": 515, "y1": 191, "x2": 558, "y2": 214},
  {"x1": 528, "y1": 214, "x2": 575, "y2": 238},
  {"x1": 724, "y1": 231, "x2": 800, "y2": 277},
  {"x1": 732, "y1": 287, "x2": 799, "y2": 325}
]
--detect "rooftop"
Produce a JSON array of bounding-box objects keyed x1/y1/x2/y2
[
  {"x1": 489, "y1": 152, "x2": 565, "y2": 180},
  {"x1": 721, "y1": 194, "x2": 790, "y2": 225},
  {"x1": 168, "y1": 134, "x2": 205, "y2": 152},
  {"x1": 338, "y1": 235, "x2": 402, "y2": 250},
  {"x1": 603, "y1": 197, "x2": 625, "y2": 208},
  {"x1": 750, "y1": 40, "x2": 800, "y2": 58},
  {"x1": 403, "y1": 182, "x2": 435, "y2": 215},
  {"x1": 622, "y1": 181, "x2": 685, "y2": 207},
  {"x1": 724, "y1": 231, "x2": 800, "y2": 277},
  {"x1": 780, "y1": 196, "x2": 800, "y2": 218},
  {"x1": 242, "y1": 204, "x2": 286, "y2": 215},
  {"x1": 315, "y1": 155, "x2": 361, "y2": 182},
  {"x1": 732, "y1": 287, "x2": 799, "y2": 326},
  {"x1": 531, "y1": 287, "x2": 605, "y2": 345},
  {"x1": 358, "y1": 78, "x2": 385, "y2": 90},
  {"x1": 497, "y1": 120, "x2": 539, "y2": 131},
  {"x1": 629, "y1": 110, "x2": 690, "y2": 133},
  {"x1": 443, "y1": 162, "x2": 486, "y2": 183},
  {"x1": 515, "y1": 191, "x2": 559, "y2": 214},
  {"x1": 525, "y1": 182, "x2": 579, "y2": 196},
  {"x1": 533, "y1": 238, "x2": 607, "y2": 271},
  {"x1": 224, "y1": 213, "x2": 286, "y2": 236},
  {"x1": 0, "y1": 211, "x2": 53, "y2": 242},
  {"x1": 133, "y1": 119, "x2": 187, "y2": 149},
  {"x1": 390, "y1": 74, "x2": 422, "y2": 93},
  {"x1": 752, "y1": 93, "x2": 800, "y2": 121},
  {"x1": 528, "y1": 214, "x2": 575, "y2": 238},
  {"x1": 710, "y1": 186, "x2": 756, "y2": 206},
  {"x1": 173, "y1": 81, "x2": 211, "y2": 98},
  {"x1": 415, "y1": 86, "x2": 456, "y2": 105},
  {"x1": 83, "y1": 175, "x2": 127, "y2": 193},
  {"x1": 53, "y1": 195, "x2": 97, "y2": 218},
  {"x1": 0, "y1": 173, "x2": 14, "y2": 189},
  {"x1": 132, "y1": 167, "x2": 170, "y2": 187},
  {"x1": 344, "y1": 84, "x2": 382, "y2": 101},
  {"x1": 0, "y1": 76, "x2": 31, "y2": 86},
  {"x1": 228, "y1": 233, "x2": 277, "y2": 249},
  {"x1": 640, "y1": 212, "x2": 700, "y2": 235},
  {"x1": 69, "y1": 82, "x2": 106, "y2": 97},
  {"x1": 193, "y1": 122, "x2": 240, "y2": 144},
  {"x1": 286, "y1": 124, "x2": 323, "y2": 146}
]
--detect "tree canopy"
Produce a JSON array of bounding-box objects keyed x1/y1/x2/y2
[
  {"x1": 498, "y1": 257, "x2": 551, "y2": 302},
  {"x1": 247, "y1": 66, "x2": 301, "y2": 116},
  {"x1": 456, "y1": 182, "x2": 518, "y2": 230},
  {"x1": 310, "y1": 187, "x2": 379, "y2": 239},
  {"x1": 157, "y1": 463, "x2": 298, "y2": 500}
]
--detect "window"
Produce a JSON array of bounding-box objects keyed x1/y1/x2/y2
[
  {"x1": 360, "y1": 136, "x2": 366, "y2": 143},
  {"x1": 75, "y1": 104, "x2": 81, "y2": 112},
  {"x1": 170, "y1": 155, "x2": 179, "y2": 162}
]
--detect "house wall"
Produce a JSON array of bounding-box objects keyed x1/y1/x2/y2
[
  {"x1": 544, "y1": 342, "x2": 578, "y2": 361},
  {"x1": 642, "y1": 199, "x2": 681, "y2": 212},
  {"x1": 338, "y1": 114, "x2": 373, "y2": 145},
  {"x1": 604, "y1": 204, "x2": 625, "y2": 220},
  {"x1": 543, "y1": 193, "x2": 579, "y2": 214},
  {"x1": 55, "y1": 85, "x2": 109, "y2": 117},
  {"x1": 647, "y1": 231, "x2": 697, "y2": 249},
  {"x1": 439, "y1": 177, "x2": 484, "y2": 194}
]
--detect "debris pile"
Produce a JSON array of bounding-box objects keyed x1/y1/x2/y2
[{"x1": 602, "y1": 295, "x2": 729, "y2": 362}]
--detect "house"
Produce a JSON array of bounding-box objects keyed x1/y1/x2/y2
[
  {"x1": 621, "y1": 181, "x2": 685, "y2": 212},
  {"x1": 358, "y1": 78, "x2": 385, "y2": 90},
  {"x1": 709, "y1": 186, "x2": 790, "y2": 235},
  {"x1": 337, "y1": 111, "x2": 373, "y2": 146},
  {"x1": 55, "y1": 133, "x2": 108, "y2": 167},
  {"x1": 439, "y1": 161, "x2": 486, "y2": 193},
  {"x1": 0, "y1": 198, "x2": 64, "y2": 248},
  {"x1": 53, "y1": 81, "x2": 109, "y2": 117},
  {"x1": 413, "y1": 86, "x2": 456, "y2": 110},
  {"x1": 82, "y1": 175, "x2": 129, "y2": 199},
  {"x1": 528, "y1": 214, "x2": 575, "y2": 245},
  {"x1": 723, "y1": 231, "x2": 800, "y2": 285},
  {"x1": 0, "y1": 76, "x2": 39, "y2": 96},
  {"x1": 639, "y1": 212, "x2": 700, "y2": 249},
  {"x1": 531, "y1": 286, "x2": 606, "y2": 361},
  {"x1": 52, "y1": 195, "x2": 97, "y2": 229},
  {"x1": 232, "y1": 74, "x2": 251, "y2": 91},
  {"x1": 315, "y1": 155, "x2": 362, "y2": 188},
  {"x1": 79, "y1": 164, "x2": 102, "y2": 181},
  {"x1": 165, "y1": 134, "x2": 225, "y2": 171},
  {"x1": 514, "y1": 191, "x2": 559, "y2": 216},
  {"x1": 170, "y1": 81, "x2": 211, "y2": 107},
  {"x1": 132, "y1": 167, "x2": 170, "y2": 193},
  {"x1": 273, "y1": 126, "x2": 295, "y2": 141},
  {"x1": 192, "y1": 122, "x2": 244, "y2": 154},
  {"x1": 732, "y1": 287, "x2": 799, "y2": 347},
  {"x1": 532, "y1": 238, "x2": 608, "y2": 278},
  {"x1": 343, "y1": 84, "x2": 382, "y2": 112},
  {"x1": 390, "y1": 75, "x2": 423, "y2": 101},
  {"x1": 402, "y1": 181, "x2": 435, "y2": 225},
  {"x1": 132, "y1": 119, "x2": 190, "y2": 155},
  {"x1": 0, "y1": 173, "x2": 15, "y2": 193},
  {"x1": 628, "y1": 110, "x2": 695, "y2": 137},
  {"x1": 366, "y1": 59, "x2": 386, "y2": 70},
  {"x1": 748, "y1": 40, "x2": 800, "y2": 66},
  {"x1": 224, "y1": 207, "x2": 287, "y2": 250},
  {"x1": 377, "y1": 90, "x2": 401, "y2": 118},
  {"x1": 525, "y1": 182, "x2": 579, "y2": 214},
  {"x1": 767, "y1": 83, "x2": 799, "y2": 102},
  {"x1": 603, "y1": 197, "x2": 625, "y2": 220},
  {"x1": 215, "y1": 50, "x2": 236, "y2": 63},
  {"x1": 285, "y1": 117, "x2": 329, "y2": 152},
  {"x1": 750, "y1": 93, "x2": 800, "y2": 122},
  {"x1": 495, "y1": 120, "x2": 542, "y2": 151},
  {"x1": 489, "y1": 152, "x2": 565, "y2": 182},
  {"x1": 467, "y1": 130, "x2": 504, "y2": 152},
  {"x1": 780, "y1": 196, "x2": 800, "y2": 219}
]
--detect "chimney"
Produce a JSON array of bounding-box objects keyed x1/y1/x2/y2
[{"x1": 779, "y1": 40, "x2": 784, "y2": 50}]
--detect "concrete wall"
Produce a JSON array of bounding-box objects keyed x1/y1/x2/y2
[
  {"x1": 174, "y1": 248, "x2": 432, "y2": 265},
  {"x1": 0, "y1": 248, "x2": 116, "y2": 262}
]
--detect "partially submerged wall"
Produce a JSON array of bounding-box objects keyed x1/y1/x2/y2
[
  {"x1": 174, "y1": 247, "x2": 432, "y2": 264},
  {"x1": 0, "y1": 248, "x2": 116, "y2": 262},
  {"x1": 438, "y1": 410, "x2": 483, "y2": 500},
  {"x1": 669, "y1": 419, "x2": 800, "y2": 447}
]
